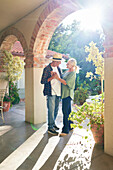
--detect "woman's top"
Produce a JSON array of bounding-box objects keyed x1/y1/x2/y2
[{"x1": 61, "y1": 71, "x2": 76, "y2": 99}]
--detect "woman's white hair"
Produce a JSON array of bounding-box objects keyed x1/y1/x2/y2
[{"x1": 68, "y1": 58, "x2": 77, "y2": 71}]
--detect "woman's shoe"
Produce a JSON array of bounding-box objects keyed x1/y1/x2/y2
[
  {"x1": 59, "y1": 133, "x2": 68, "y2": 137},
  {"x1": 70, "y1": 128, "x2": 74, "y2": 132}
]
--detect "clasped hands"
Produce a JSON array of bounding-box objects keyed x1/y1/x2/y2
[{"x1": 51, "y1": 71, "x2": 59, "y2": 79}]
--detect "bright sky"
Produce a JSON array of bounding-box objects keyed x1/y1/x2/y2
[{"x1": 62, "y1": 8, "x2": 103, "y2": 31}]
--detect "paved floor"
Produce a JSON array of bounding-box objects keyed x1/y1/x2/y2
[{"x1": 0, "y1": 102, "x2": 113, "y2": 170}]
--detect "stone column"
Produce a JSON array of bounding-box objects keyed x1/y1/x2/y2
[
  {"x1": 104, "y1": 38, "x2": 113, "y2": 156},
  {"x1": 25, "y1": 56, "x2": 47, "y2": 124}
]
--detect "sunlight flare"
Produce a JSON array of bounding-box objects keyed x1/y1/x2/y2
[{"x1": 62, "y1": 6, "x2": 103, "y2": 31}]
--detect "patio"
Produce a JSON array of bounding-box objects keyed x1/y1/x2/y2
[{"x1": 0, "y1": 102, "x2": 113, "y2": 170}]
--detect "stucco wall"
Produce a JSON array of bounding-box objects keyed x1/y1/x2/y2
[
  {"x1": 104, "y1": 57, "x2": 113, "y2": 156},
  {"x1": 14, "y1": 3, "x2": 47, "y2": 47}
]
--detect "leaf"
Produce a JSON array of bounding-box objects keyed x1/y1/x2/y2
[
  {"x1": 85, "y1": 136, "x2": 88, "y2": 139},
  {"x1": 78, "y1": 125, "x2": 83, "y2": 129}
]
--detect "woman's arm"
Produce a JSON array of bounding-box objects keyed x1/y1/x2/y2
[
  {"x1": 64, "y1": 72, "x2": 76, "y2": 89},
  {"x1": 55, "y1": 74, "x2": 67, "y2": 85},
  {"x1": 57, "y1": 77, "x2": 67, "y2": 85}
]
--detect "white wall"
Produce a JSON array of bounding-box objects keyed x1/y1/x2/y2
[{"x1": 17, "y1": 69, "x2": 25, "y2": 99}]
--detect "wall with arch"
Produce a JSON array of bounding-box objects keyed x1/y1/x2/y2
[{"x1": 0, "y1": 0, "x2": 113, "y2": 156}]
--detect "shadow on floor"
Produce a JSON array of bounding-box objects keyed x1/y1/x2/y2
[{"x1": 0, "y1": 102, "x2": 113, "y2": 170}]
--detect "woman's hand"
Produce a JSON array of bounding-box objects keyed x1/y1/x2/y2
[
  {"x1": 51, "y1": 71, "x2": 59, "y2": 79},
  {"x1": 50, "y1": 71, "x2": 66, "y2": 85}
]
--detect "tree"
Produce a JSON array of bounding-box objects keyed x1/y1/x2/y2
[
  {"x1": 85, "y1": 41, "x2": 104, "y2": 93},
  {"x1": 49, "y1": 20, "x2": 105, "y2": 92},
  {"x1": 2, "y1": 50, "x2": 25, "y2": 82}
]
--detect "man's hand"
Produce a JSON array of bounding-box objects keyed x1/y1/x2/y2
[
  {"x1": 54, "y1": 73, "x2": 59, "y2": 79},
  {"x1": 51, "y1": 71, "x2": 57, "y2": 76},
  {"x1": 49, "y1": 71, "x2": 66, "y2": 85},
  {"x1": 51, "y1": 71, "x2": 59, "y2": 79},
  {"x1": 48, "y1": 72, "x2": 58, "y2": 82}
]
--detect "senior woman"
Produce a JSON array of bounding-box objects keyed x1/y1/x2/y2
[{"x1": 55, "y1": 58, "x2": 77, "y2": 136}]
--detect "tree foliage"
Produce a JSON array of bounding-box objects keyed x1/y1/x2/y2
[
  {"x1": 49, "y1": 20, "x2": 105, "y2": 94},
  {"x1": 85, "y1": 41, "x2": 104, "y2": 93},
  {"x1": 3, "y1": 50, "x2": 25, "y2": 82}
]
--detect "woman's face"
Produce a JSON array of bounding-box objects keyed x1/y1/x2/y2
[{"x1": 66, "y1": 61, "x2": 72, "y2": 69}]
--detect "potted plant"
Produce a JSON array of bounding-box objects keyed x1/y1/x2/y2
[
  {"x1": 3, "y1": 93, "x2": 14, "y2": 112},
  {"x1": 69, "y1": 92, "x2": 104, "y2": 145}
]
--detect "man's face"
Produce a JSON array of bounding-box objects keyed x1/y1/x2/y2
[{"x1": 52, "y1": 61, "x2": 61, "y2": 67}]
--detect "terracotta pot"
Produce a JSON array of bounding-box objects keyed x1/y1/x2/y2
[
  {"x1": 3, "y1": 101, "x2": 10, "y2": 112},
  {"x1": 91, "y1": 123, "x2": 104, "y2": 145}
]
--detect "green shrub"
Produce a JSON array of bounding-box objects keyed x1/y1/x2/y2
[
  {"x1": 74, "y1": 81, "x2": 89, "y2": 105},
  {"x1": 9, "y1": 81, "x2": 20, "y2": 104},
  {"x1": 89, "y1": 79, "x2": 101, "y2": 95}
]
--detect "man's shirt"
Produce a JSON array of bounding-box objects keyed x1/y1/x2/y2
[
  {"x1": 51, "y1": 66, "x2": 61, "y2": 96},
  {"x1": 41, "y1": 63, "x2": 62, "y2": 96}
]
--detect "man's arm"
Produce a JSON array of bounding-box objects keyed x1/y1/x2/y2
[
  {"x1": 48, "y1": 74, "x2": 56, "y2": 82},
  {"x1": 41, "y1": 68, "x2": 56, "y2": 84},
  {"x1": 41, "y1": 67, "x2": 49, "y2": 84}
]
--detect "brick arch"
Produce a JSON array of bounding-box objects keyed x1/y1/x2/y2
[
  {"x1": 29, "y1": 0, "x2": 80, "y2": 68},
  {"x1": 0, "y1": 27, "x2": 28, "y2": 56}
]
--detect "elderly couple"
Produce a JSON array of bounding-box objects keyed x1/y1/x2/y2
[{"x1": 41, "y1": 54, "x2": 77, "y2": 136}]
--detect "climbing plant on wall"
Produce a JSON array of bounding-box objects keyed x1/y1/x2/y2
[{"x1": 3, "y1": 50, "x2": 25, "y2": 82}]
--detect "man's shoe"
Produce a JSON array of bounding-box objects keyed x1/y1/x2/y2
[
  {"x1": 53, "y1": 125, "x2": 59, "y2": 130},
  {"x1": 48, "y1": 129, "x2": 59, "y2": 135},
  {"x1": 59, "y1": 133, "x2": 68, "y2": 137}
]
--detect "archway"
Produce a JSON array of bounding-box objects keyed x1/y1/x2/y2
[
  {"x1": 25, "y1": 0, "x2": 81, "y2": 124},
  {"x1": 0, "y1": 27, "x2": 28, "y2": 54},
  {"x1": 25, "y1": 0, "x2": 113, "y2": 157},
  {"x1": 0, "y1": 27, "x2": 27, "y2": 120}
]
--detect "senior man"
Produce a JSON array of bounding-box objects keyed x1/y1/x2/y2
[{"x1": 41, "y1": 54, "x2": 62, "y2": 135}]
